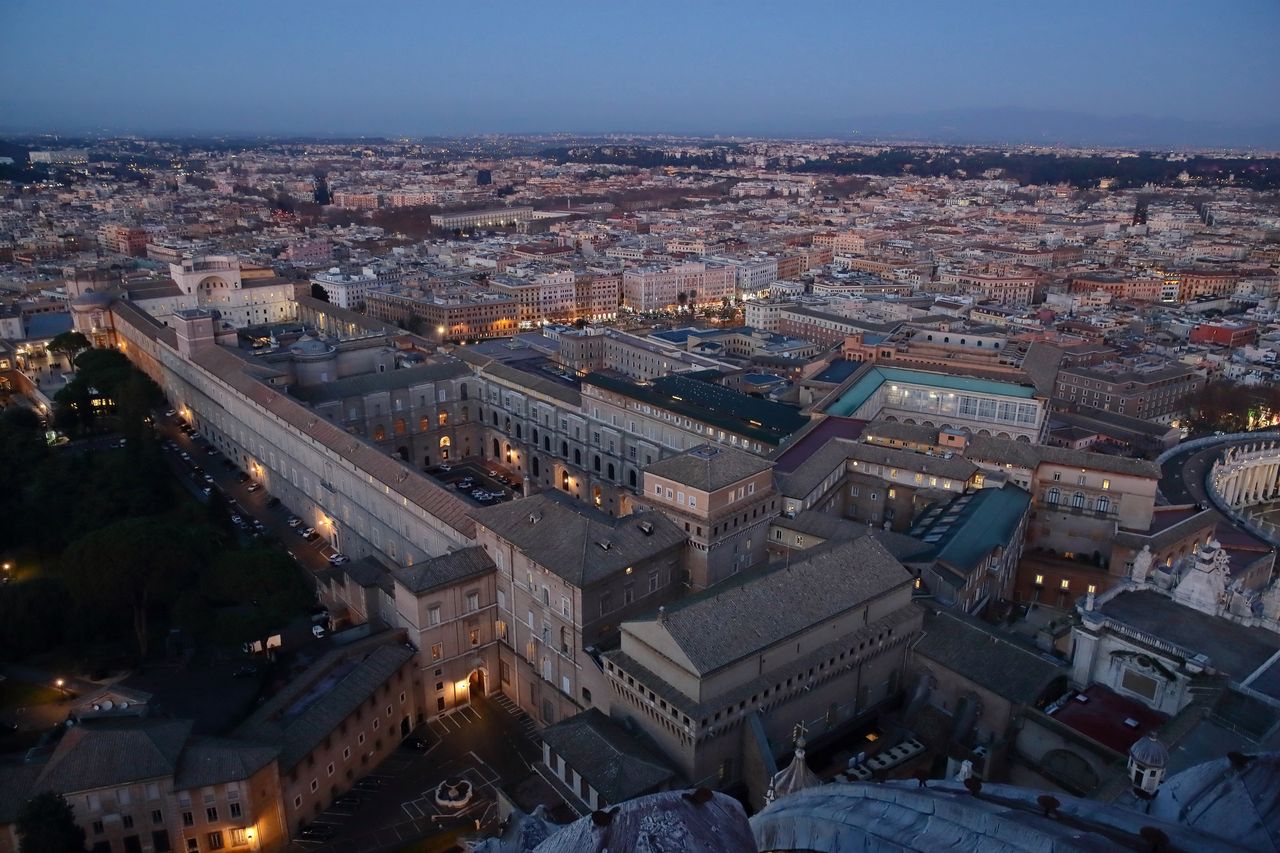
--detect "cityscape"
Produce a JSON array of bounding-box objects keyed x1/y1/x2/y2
[{"x1": 2, "y1": 3, "x2": 1280, "y2": 853}]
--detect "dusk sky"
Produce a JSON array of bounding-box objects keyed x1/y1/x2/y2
[{"x1": 3, "y1": 0, "x2": 1278, "y2": 142}]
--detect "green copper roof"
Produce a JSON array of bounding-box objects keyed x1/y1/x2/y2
[{"x1": 826, "y1": 365, "x2": 1037, "y2": 417}]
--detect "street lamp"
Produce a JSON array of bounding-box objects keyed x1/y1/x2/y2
[{"x1": 54, "y1": 678, "x2": 68, "y2": 698}]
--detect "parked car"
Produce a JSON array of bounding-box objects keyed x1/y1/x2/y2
[
  {"x1": 437, "y1": 463, "x2": 452, "y2": 472},
  {"x1": 245, "y1": 482, "x2": 261, "y2": 493},
  {"x1": 287, "y1": 516, "x2": 303, "y2": 528},
  {"x1": 165, "y1": 409, "x2": 176, "y2": 417},
  {"x1": 230, "y1": 515, "x2": 243, "y2": 525},
  {"x1": 179, "y1": 452, "x2": 191, "y2": 461},
  {"x1": 327, "y1": 553, "x2": 349, "y2": 566},
  {"x1": 299, "y1": 824, "x2": 335, "y2": 841},
  {"x1": 201, "y1": 486, "x2": 213, "y2": 497},
  {"x1": 298, "y1": 526, "x2": 316, "y2": 537},
  {"x1": 202, "y1": 474, "x2": 214, "y2": 483},
  {"x1": 311, "y1": 624, "x2": 326, "y2": 639}
]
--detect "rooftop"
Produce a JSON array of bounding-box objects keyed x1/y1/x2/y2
[
  {"x1": 1049, "y1": 684, "x2": 1169, "y2": 754},
  {"x1": 643, "y1": 444, "x2": 773, "y2": 492},
  {"x1": 825, "y1": 364, "x2": 1037, "y2": 418}
]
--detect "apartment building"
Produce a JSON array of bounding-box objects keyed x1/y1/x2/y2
[
  {"x1": 939, "y1": 268, "x2": 1038, "y2": 306},
  {"x1": 431, "y1": 207, "x2": 535, "y2": 231},
  {"x1": 603, "y1": 536, "x2": 920, "y2": 802},
  {"x1": 365, "y1": 287, "x2": 518, "y2": 341},
  {"x1": 475, "y1": 493, "x2": 686, "y2": 726},
  {"x1": 489, "y1": 272, "x2": 577, "y2": 326},
  {"x1": 621, "y1": 262, "x2": 736, "y2": 312},
  {"x1": 1055, "y1": 357, "x2": 1204, "y2": 423},
  {"x1": 310, "y1": 269, "x2": 379, "y2": 311}
]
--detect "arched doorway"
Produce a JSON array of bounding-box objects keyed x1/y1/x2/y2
[{"x1": 468, "y1": 668, "x2": 487, "y2": 698}]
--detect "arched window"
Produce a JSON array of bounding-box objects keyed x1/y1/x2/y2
[
  {"x1": 1096, "y1": 496, "x2": 1110, "y2": 514},
  {"x1": 1046, "y1": 488, "x2": 1060, "y2": 505},
  {"x1": 492, "y1": 411, "x2": 499, "y2": 426},
  {"x1": 1072, "y1": 492, "x2": 1085, "y2": 509},
  {"x1": 438, "y1": 412, "x2": 448, "y2": 427},
  {"x1": 593, "y1": 454, "x2": 601, "y2": 472},
  {"x1": 628, "y1": 469, "x2": 637, "y2": 488},
  {"x1": 574, "y1": 448, "x2": 581, "y2": 465},
  {"x1": 373, "y1": 425, "x2": 387, "y2": 441},
  {"x1": 439, "y1": 436, "x2": 451, "y2": 449},
  {"x1": 460, "y1": 383, "x2": 468, "y2": 400},
  {"x1": 515, "y1": 424, "x2": 522, "y2": 439},
  {"x1": 418, "y1": 416, "x2": 429, "y2": 432},
  {"x1": 607, "y1": 463, "x2": 616, "y2": 481},
  {"x1": 493, "y1": 438, "x2": 500, "y2": 457},
  {"x1": 504, "y1": 418, "x2": 511, "y2": 433},
  {"x1": 544, "y1": 436, "x2": 551, "y2": 451},
  {"x1": 461, "y1": 406, "x2": 469, "y2": 422},
  {"x1": 532, "y1": 456, "x2": 540, "y2": 477},
  {"x1": 394, "y1": 418, "x2": 407, "y2": 436},
  {"x1": 560, "y1": 441, "x2": 568, "y2": 457}
]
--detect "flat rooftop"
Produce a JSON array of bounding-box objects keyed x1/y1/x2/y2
[
  {"x1": 826, "y1": 365, "x2": 1037, "y2": 418},
  {"x1": 1049, "y1": 684, "x2": 1168, "y2": 754}
]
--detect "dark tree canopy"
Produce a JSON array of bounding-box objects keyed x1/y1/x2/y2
[{"x1": 16, "y1": 792, "x2": 87, "y2": 853}]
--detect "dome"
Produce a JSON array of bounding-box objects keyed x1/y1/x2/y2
[
  {"x1": 1150, "y1": 751, "x2": 1280, "y2": 852},
  {"x1": 1129, "y1": 732, "x2": 1169, "y2": 768},
  {"x1": 289, "y1": 333, "x2": 335, "y2": 359}
]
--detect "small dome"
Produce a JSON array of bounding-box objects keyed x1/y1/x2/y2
[
  {"x1": 1129, "y1": 732, "x2": 1169, "y2": 768},
  {"x1": 289, "y1": 333, "x2": 334, "y2": 356}
]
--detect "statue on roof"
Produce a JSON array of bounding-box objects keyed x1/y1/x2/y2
[{"x1": 1131, "y1": 544, "x2": 1155, "y2": 585}]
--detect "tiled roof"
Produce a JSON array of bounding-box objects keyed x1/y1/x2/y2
[
  {"x1": 643, "y1": 444, "x2": 772, "y2": 491},
  {"x1": 393, "y1": 546, "x2": 495, "y2": 594},
  {"x1": 289, "y1": 359, "x2": 470, "y2": 403},
  {"x1": 540, "y1": 709, "x2": 676, "y2": 803},
  {"x1": 629, "y1": 536, "x2": 912, "y2": 676},
  {"x1": 174, "y1": 737, "x2": 278, "y2": 789},
  {"x1": 474, "y1": 492, "x2": 683, "y2": 588},
  {"x1": 914, "y1": 609, "x2": 1065, "y2": 704},
  {"x1": 35, "y1": 719, "x2": 192, "y2": 793},
  {"x1": 236, "y1": 631, "x2": 414, "y2": 771}
]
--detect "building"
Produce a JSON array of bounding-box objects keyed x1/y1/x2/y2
[
  {"x1": 366, "y1": 286, "x2": 518, "y2": 341},
  {"x1": 475, "y1": 492, "x2": 686, "y2": 726},
  {"x1": 1188, "y1": 321, "x2": 1257, "y2": 349},
  {"x1": 602, "y1": 535, "x2": 921, "y2": 801},
  {"x1": 939, "y1": 268, "x2": 1038, "y2": 306},
  {"x1": 640, "y1": 445, "x2": 777, "y2": 589},
  {"x1": 431, "y1": 207, "x2": 535, "y2": 231},
  {"x1": 621, "y1": 262, "x2": 736, "y2": 312},
  {"x1": 97, "y1": 223, "x2": 150, "y2": 257},
  {"x1": 29, "y1": 148, "x2": 89, "y2": 164},
  {"x1": 310, "y1": 268, "x2": 379, "y2": 311},
  {"x1": 1055, "y1": 357, "x2": 1204, "y2": 424}
]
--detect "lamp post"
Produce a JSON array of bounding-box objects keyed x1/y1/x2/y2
[{"x1": 54, "y1": 678, "x2": 68, "y2": 699}]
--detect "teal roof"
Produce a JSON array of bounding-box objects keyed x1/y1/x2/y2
[
  {"x1": 826, "y1": 365, "x2": 1037, "y2": 417},
  {"x1": 908, "y1": 484, "x2": 1031, "y2": 586}
]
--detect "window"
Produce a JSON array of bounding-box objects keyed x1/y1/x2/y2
[
  {"x1": 1034, "y1": 574, "x2": 1044, "y2": 586},
  {"x1": 207, "y1": 831, "x2": 224, "y2": 850},
  {"x1": 1087, "y1": 584, "x2": 1097, "y2": 594},
  {"x1": 688, "y1": 495, "x2": 696, "y2": 508},
  {"x1": 310, "y1": 779, "x2": 319, "y2": 792},
  {"x1": 427, "y1": 605, "x2": 441, "y2": 626},
  {"x1": 93, "y1": 821, "x2": 105, "y2": 835},
  {"x1": 1121, "y1": 668, "x2": 1158, "y2": 700},
  {"x1": 229, "y1": 829, "x2": 248, "y2": 846},
  {"x1": 206, "y1": 807, "x2": 218, "y2": 822},
  {"x1": 327, "y1": 762, "x2": 335, "y2": 776},
  {"x1": 1096, "y1": 496, "x2": 1110, "y2": 514},
  {"x1": 188, "y1": 840, "x2": 199, "y2": 853},
  {"x1": 1046, "y1": 487, "x2": 1060, "y2": 505},
  {"x1": 182, "y1": 812, "x2": 194, "y2": 827},
  {"x1": 1072, "y1": 492, "x2": 1085, "y2": 509},
  {"x1": 466, "y1": 591, "x2": 479, "y2": 612},
  {"x1": 1059, "y1": 579, "x2": 1071, "y2": 590},
  {"x1": 123, "y1": 815, "x2": 134, "y2": 829},
  {"x1": 497, "y1": 588, "x2": 506, "y2": 611},
  {"x1": 431, "y1": 643, "x2": 442, "y2": 661},
  {"x1": 1052, "y1": 471, "x2": 1061, "y2": 482},
  {"x1": 152, "y1": 810, "x2": 163, "y2": 825},
  {"x1": 469, "y1": 627, "x2": 480, "y2": 646}
]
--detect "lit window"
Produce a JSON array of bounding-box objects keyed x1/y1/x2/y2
[
  {"x1": 1034, "y1": 574, "x2": 1044, "y2": 585},
  {"x1": 1102, "y1": 479, "x2": 1111, "y2": 490},
  {"x1": 1060, "y1": 579, "x2": 1071, "y2": 590},
  {"x1": 1087, "y1": 584, "x2": 1097, "y2": 594}
]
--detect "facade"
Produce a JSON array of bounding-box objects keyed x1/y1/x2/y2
[
  {"x1": 365, "y1": 287, "x2": 518, "y2": 341},
  {"x1": 431, "y1": 207, "x2": 535, "y2": 231},
  {"x1": 621, "y1": 262, "x2": 736, "y2": 312},
  {"x1": 475, "y1": 493, "x2": 686, "y2": 726},
  {"x1": 310, "y1": 269, "x2": 379, "y2": 311},
  {"x1": 1055, "y1": 357, "x2": 1204, "y2": 423}
]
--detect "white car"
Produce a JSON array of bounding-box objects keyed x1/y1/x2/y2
[
  {"x1": 312, "y1": 624, "x2": 327, "y2": 638},
  {"x1": 328, "y1": 554, "x2": 350, "y2": 566},
  {"x1": 287, "y1": 516, "x2": 303, "y2": 528}
]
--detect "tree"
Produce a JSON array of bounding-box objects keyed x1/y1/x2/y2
[
  {"x1": 60, "y1": 517, "x2": 200, "y2": 659},
  {"x1": 310, "y1": 283, "x2": 331, "y2": 302},
  {"x1": 47, "y1": 331, "x2": 90, "y2": 361},
  {"x1": 676, "y1": 292, "x2": 688, "y2": 311},
  {"x1": 16, "y1": 792, "x2": 87, "y2": 853}
]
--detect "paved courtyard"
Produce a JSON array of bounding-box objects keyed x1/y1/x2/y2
[{"x1": 289, "y1": 693, "x2": 552, "y2": 853}]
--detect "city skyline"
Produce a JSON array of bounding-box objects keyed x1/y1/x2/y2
[{"x1": 3, "y1": 1, "x2": 1279, "y2": 146}]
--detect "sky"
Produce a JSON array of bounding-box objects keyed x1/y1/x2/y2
[{"x1": 2, "y1": 0, "x2": 1278, "y2": 144}]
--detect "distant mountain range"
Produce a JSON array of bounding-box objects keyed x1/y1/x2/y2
[{"x1": 840, "y1": 108, "x2": 1280, "y2": 150}]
